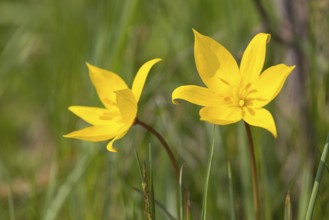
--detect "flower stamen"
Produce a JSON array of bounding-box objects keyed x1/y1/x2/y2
[
  {"x1": 224, "y1": 96, "x2": 232, "y2": 104},
  {"x1": 219, "y1": 78, "x2": 231, "y2": 86},
  {"x1": 239, "y1": 99, "x2": 245, "y2": 107}
]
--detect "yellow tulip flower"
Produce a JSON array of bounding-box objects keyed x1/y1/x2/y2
[
  {"x1": 64, "y1": 58, "x2": 162, "y2": 152},
  {"x1": 172, "y1": 30, "x2": 295, "y2": 137}
]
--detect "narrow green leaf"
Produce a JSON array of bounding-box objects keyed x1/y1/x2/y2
[
  {"x1": 149, "y1": 144, "x2": 156, "y2": 220},
  {"x1": 134, "y1": 147, "x2": 143, "y2": 181},
  {"x1": 186, "y1": 193, "x2": 192, "y2": 220},
  {"x1": 305, "y1": 134, "x2": 329, "y2": 220},
  {"x1": 43, "y1": 147, "x2": 98, "y2": 220},
  {"x1": 227, "y1": 161, "x2": 236, "y2": 220},
  {"x1": 7, "y1": 184, "x2": 15, "y2": 220},
  {"x1": 284, "y1": 191, "x2": 292, "y2": 220},
  {"x1": 142, "y1": 162, "x2": 152, "y2": 220},
  {"x1": 179, "y1": 164, "x2": 185, "y2": 220},
  {"x1": 297, "y1": 164, "x2": 311, "y2": 219},
  {"x1": 132, "y1": 187, "x2": 176, "y2": 220},
  {"x1": 201, "y1": 125, "x2": 216, "y2": 220}
]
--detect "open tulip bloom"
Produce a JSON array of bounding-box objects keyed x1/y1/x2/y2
[
  {"x1": 64, "y1": 59, "x2": 161, "y2": 152},
  {"x1": 172, "y1": 29, "x2": 295, "y2": 137}
]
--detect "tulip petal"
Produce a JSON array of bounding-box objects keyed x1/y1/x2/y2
[
  {"x1": 132, "y1": 58, "x2": 162, "y2": 102},
  {"x1": 106, "y1": 126, "x2": 130, "y2": 152},
  {"x1": 172, "y1": 85, "x2": 226, "y2": 107},
  {"x1": 193, "y1": 29, "x2": 240, "y2": 91},
  {"x1": 243, "y1": 107, "x2": 277, "y2": 138},
  {"x1": 248, "y1": 64, "x2": 295, "y2": 108},
  {"x1": 68, "y1": 106, "x2": 120, "y2": 126},
  {"x1": 240, "y1": 33, "x2": 270, "y2": 86},
  {"x1": 63, "y1": 124, "x2": 123, "y2": 142},
  {"x1": 87, "y1": 63, "x2": 129, "y2": 109},
  {"x1": 199, "y1": 106, "x2": 242, "y2": 125},
  {"x1": 115, "y1": 89, "x2": 137, "y2": 125}
]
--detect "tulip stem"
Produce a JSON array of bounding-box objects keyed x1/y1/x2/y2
[
  {"x1": 135, "y1": 118, "x2": 180, "y2": 179},
  {"x1": 244, "y1": 122, "x2": 260, "y2": 220}
]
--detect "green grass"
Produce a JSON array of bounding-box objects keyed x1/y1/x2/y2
[{"x1": 0, "y1": 0, "x2": 329, "y2": 219}]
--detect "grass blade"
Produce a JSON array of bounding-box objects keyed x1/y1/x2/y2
[
  {"x1": 227, "y1": 161, "x2": 236, "y2": 220},
  {"x1": 284, "y1": 191, "x2": 292, "y2": 220},
  {"x1": 140, "y1": 145, "x2": 156, "y2": 220},
  {"x1": 7, "y1": 184, "x2": 15, "y2": 220},
  {"x1": 132, "y1": 187, "x2": 176, "y2": 220},
  {"x1": 142, "y1": 162, "x2": 152, "y2": 220},
  {"x1": 134, "y1": 147, "x2": 143, "y2": 181},
  {"x1": 43, "y1": 147, "x2": 98, "y2": 220},
  {"x1": 148, "y1": 145, "x2": 156, "y2": 220},
  {"x1": 179, "y1": 164, "x2": 185, "y2": 220},
  {"x1": 201, "y1": 125, "x2": 216, "y2": 220},
  {"x1": 186, "y1": 192, "x2": 192, "y2": 220},
  {"x1": 305, "y1": 134, "x2": 329, "y2": 220}
]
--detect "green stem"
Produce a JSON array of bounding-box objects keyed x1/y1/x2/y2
[
  {"x1": 134, "y1": 118, "x2": 180, "y2": 179},
  {"x1": 201, "y1": 125, "x2": 215, "y2": 220},
  {"x1": 305, "y1": 134, "x2": 329, "y2": 220},
  {"x1": 244, "y1": 122, "x2": 260, "y2": 220}
]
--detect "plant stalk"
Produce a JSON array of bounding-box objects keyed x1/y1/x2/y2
[
  {"x1": 244, "y1": 122, "x2": 260, "y2": 220},
  {"x1": 134, "y1": 118, "x2": 180, "y2": 179}
]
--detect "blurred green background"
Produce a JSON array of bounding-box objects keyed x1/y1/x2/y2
[{"x1": 0, "y1": 0, "x2": 328, "y2": 219}]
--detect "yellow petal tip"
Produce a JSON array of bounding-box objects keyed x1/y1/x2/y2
[
  {"x1": 106, "y1": 137, "x2": 120, "y2": 152},
  {"x1": 172, "y1": 100, "x2": 180, "y2": 105},
  {"x1": 63, "y1": 133, "x2": 72, "y2": 138},
  {"x1": 265, "y1": 33, "x2": 271, "y2": 43},
  {"x1": 85, "y1": 62, "x2": 93, "y2": 70},
  {"x1": 107, "y1": 144, "x2": 118, "y2": 152},
  {"x1": 86, "y1": 63, "x2": 99, "y2": 74},
  {"x1": 152, "y1": 58, "x2": 162, "y2": 62},
  {"x1": 192, "y1": 28, "x2": 199, "y2": 34},
  {"x1": 272, "y1": 129, "x2": 278, "y2": 139},
  {"x1": 145, "y1": 58, "x2": 163, "y2": 68},
  {"x1": 192, "y1": 28, "x2": 202, "y2": 38},
  {"x1": 68, "y1": 106, "x2": 75, "y2": 111}
]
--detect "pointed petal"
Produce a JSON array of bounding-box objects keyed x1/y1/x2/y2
[
  {"x1": 240, "y1": 33, "x2": 270, "y2": 86},
  {"x1": 63, "y1": 124, "x2": 122, "y2": 142},
  {"x1": 172, "y1": 85, "x2": 225, "y2": 107},
  {"x1": 199, "y1": 106, "x2": 242, "y2": 125},
  {"x1": 193, "y1": 29, "x2": 240, "y2": 91},
  {"x1": 106, "y1": 126, "x2": 130, "y2": 152},
  {"x1": 68, "y1": 106, "x2": 119, "y2": 126},
  {"x1": 115, "y1": 89, "x2": 137, "y2": 125},
  {"x1": 132, "y1": 58, "x2": 162, "y2": 102},
  {"x1": 243, "y1": 107, "x2": 277, "y2": 138},
  {"x1": 87, "y1": 63, "x2": 129, "y2": 109},
  {"x1": 248, "y1": 64, "x2": 295, "y2": 108}
]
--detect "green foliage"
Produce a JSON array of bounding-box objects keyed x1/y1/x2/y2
[{"x1": 0, "y1": 0, "x2": 328, "y2": 219}]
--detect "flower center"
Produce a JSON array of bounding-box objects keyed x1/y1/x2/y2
[
  {"x1": 239, "y1": 99, "x2": 245, "y2": 107},
  {"x1": 221, "y1": 81, "x2": 253, "y2": 108}
]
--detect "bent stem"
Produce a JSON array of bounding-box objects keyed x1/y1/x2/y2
[
  {"x1": 244, "y1": 122, "x2": 260, "y2": 220},
  {"x1": 134, "y1": 118, "x2": 180, "y2": 179}
]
